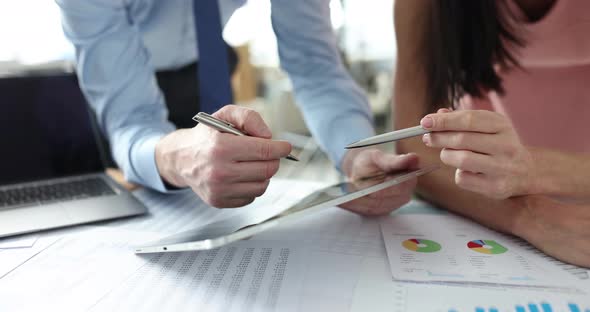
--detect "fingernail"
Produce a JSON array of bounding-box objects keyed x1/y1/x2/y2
[
  {"x1": 422, "y1": 133, "x2": 431, "y2": 146},
  {"x1": 260, "y1": 127, "x2": 272, "y2": 137},
  {"x1": 421, "y1": 117, "x2": 433, "y2": 129}
]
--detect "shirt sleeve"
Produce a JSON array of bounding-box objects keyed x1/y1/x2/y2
[
  {"x1": 270, "y1": 0, "x2": 376, "y2": 170},
  {"x1": 56, "y1": 0, "x2": 175, "y2": 192}
]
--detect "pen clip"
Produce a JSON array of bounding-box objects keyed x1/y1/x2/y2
[
  {"x1": 193, "y1": 112, "x2": 248, "y2": 136},
  {"x1": 194, "y1": 112, "x2": 236, "y2": 128}
]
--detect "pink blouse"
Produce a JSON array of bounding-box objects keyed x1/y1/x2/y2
[{"x1": 458, "y1": 0, "x2": 590, "y2": 153}]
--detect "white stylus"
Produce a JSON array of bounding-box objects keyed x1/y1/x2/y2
[{"x1": 345, "y1": 126, "x2": 430, "y2": 149}]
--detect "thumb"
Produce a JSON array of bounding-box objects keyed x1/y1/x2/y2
[
  {"x1": 373, "y1": 152, "x2": 419, "y2": 173},
  {"x1": 212, "y1": 105, "x2": 272, "y2": 139}
]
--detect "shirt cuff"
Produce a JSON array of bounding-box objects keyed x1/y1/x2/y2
[
  {"x1": 130, "y1": 134, "x2": 184, "y2": 193},
  {"x1": 326, "y1": 116, "x2": 375, "y2": 171}
]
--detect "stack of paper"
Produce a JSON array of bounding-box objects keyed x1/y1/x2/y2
[{"x1": 0, "y1": 229, "x2": 305, "y2": 311}]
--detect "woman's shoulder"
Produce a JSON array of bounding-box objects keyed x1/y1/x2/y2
[{"x1": 510, "y1": 0, "x2": 590, "y2": 67}]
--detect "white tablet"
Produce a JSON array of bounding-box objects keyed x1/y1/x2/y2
[{"x1": 134, "y1": 165, "x2": 439, "y2": 254}]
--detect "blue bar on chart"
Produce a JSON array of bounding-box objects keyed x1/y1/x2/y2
[
  {"x1": 469, "y1": 307, "x2": 502, "y2": 312},
  {"x1": 528, "y1": 303, "x2": 540, "y2": 312},
  {"x1": 540, "y1": 303, "x2": 553, "y2": 312},
  {"x1": 453, "y1": 303, "x2": 588, "y2": 312},
  {"x1": 568, "y1": 303, "x2": 580, "y2": 312}
]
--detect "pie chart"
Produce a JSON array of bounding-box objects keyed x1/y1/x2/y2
[
  {"x1": 467, "y1": 240, "x2": 508, "y2": 255},
  {"x1": 402, "y1": 238, "x2": 442, "y2": 253}
]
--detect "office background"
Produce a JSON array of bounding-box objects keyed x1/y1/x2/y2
[{"x1": 0, "y1": 0, "x2": 396, "y2": 141}]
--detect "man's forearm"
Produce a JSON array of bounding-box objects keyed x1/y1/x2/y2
[{"x1": 58, "y1": 0, "x2": 177, "y2": 192}]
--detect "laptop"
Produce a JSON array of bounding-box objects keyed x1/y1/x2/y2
[{"x1": 0, "y1": 72, "x2": 147, "y2": 238}]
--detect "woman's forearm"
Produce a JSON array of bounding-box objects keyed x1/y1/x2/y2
[{"x1": 528, "y1": 147, "x2": 590, "y2": 201}]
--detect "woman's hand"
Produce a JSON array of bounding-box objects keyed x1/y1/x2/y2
[{"x1": 421, "y1": 109, "x2": 535, "y2": 199}]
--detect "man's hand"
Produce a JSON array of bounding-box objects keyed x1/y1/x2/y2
[
  {"x1": 421, "y1": 108, "x2": 535, "y2": 199},
  {"x1": 155, "y1": 105, "x2": 292, "y2": 208},
  {"x1": 339, "y1": 149, "x2": 419, "y2": 216}
]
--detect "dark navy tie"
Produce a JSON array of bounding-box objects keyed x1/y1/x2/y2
[{"x1": 193, "y1": 0, "x2": 233, "y2": 114}]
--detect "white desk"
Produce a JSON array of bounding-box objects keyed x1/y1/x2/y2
[{"x1": 0, "y1": 148, "x2": 588, "y2": 311}]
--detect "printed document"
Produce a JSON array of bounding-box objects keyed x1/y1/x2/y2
[
  {"x1": 350, "y1": 256, "x2": 590, "y2": 312},
  {"x1": 0, "y1": 229, "x2": 305, "y2": 312},
  {"x1": 380, "y1": 214, "x2": 582, "y2": 288}
]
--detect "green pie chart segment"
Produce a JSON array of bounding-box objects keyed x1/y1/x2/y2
[
  {"x1": 467, "y1": 240, "x2": 508, "y2": 255},
  {"x1": 402, "y1": 238, "x2": 442, "y2": 253}
]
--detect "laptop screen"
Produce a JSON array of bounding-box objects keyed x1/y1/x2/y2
[{"x1": 0, "y1": 73, "x2": 105, "y2": 185}]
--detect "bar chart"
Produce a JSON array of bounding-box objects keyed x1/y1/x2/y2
[{"x1": 447, "y1": 301, "x2": 590, "y2": 312}]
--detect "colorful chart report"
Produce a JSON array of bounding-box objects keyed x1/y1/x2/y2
[
  {"x1": 379, "y1": 214, "x2": 582, "y2": 287},
  {"x1": 402, "y1": 239, "x2": 441, "y2": 253}
]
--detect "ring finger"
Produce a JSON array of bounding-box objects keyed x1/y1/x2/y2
[
  {"x1": 440, "y1": 148, "x2": 497, "y2": 174},
  {"x1": 424, "y1": 132, "x2": 500, "y2": 155}
]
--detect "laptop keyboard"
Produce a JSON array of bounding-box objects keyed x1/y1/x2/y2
[{"x1": 0, "y1": 178, "x2": 116, "y2": 209}]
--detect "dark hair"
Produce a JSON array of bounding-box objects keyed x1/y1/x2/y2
[{"x1": 424, "y1": 0, "x2": 525, "y2": 110}]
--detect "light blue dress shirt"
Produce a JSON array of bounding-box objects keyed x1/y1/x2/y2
[{"x1": 56, "y1": 0, "x2": 375, "y2": 192}]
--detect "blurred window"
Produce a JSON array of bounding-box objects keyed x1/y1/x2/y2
[{"x1": 0, "y1": 1, "x2": 74, "y2": 64}]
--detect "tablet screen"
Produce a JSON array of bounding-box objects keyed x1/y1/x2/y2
[{"x1": 135, "y1": 165, "x2": 439, "y2": 254}]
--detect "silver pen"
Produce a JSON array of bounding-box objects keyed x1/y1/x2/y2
[
  {"x1": 193, "y1": 112, "x2": 299, "y2": 161},
  {"x1": 345, "y1": 125, "x2": 430, "y2": 149}
]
